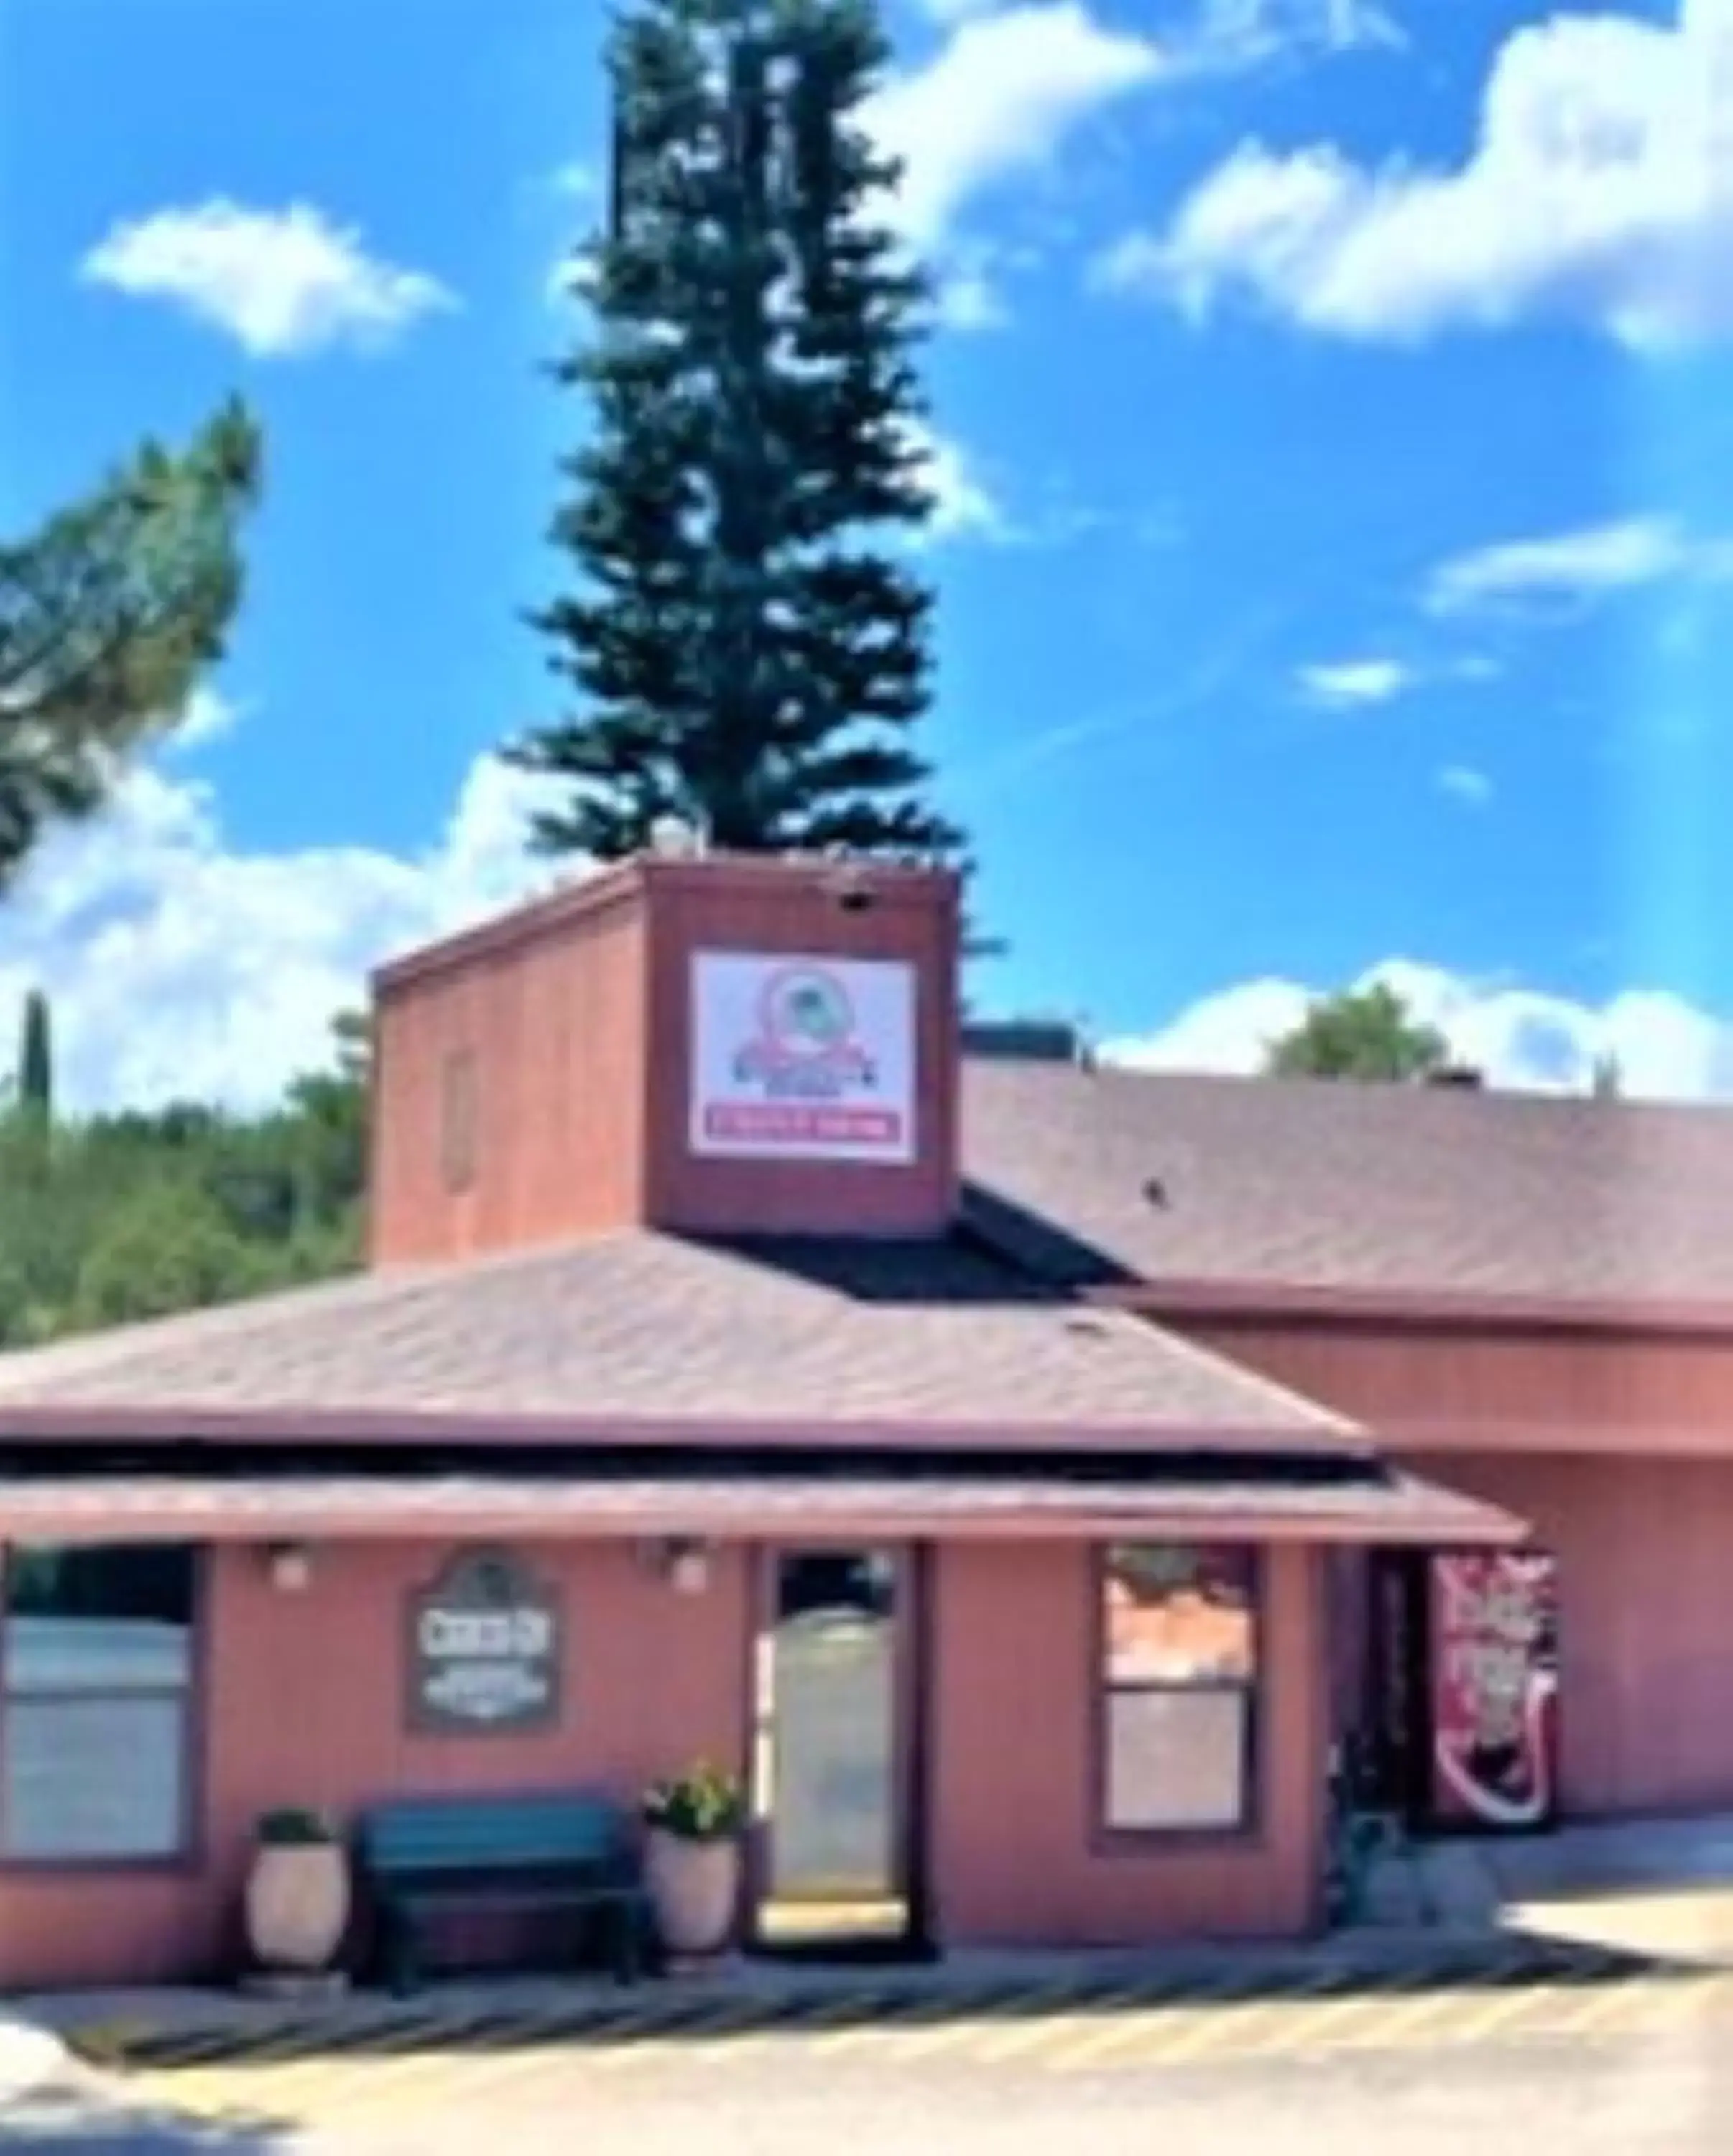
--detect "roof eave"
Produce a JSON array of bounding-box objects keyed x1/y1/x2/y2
[
  {"x1": 0, "y1": 1483, "x2": 1522, "y2": 1549},
  {"x1": 0, "y1": 1402, "x2": 1367, "y2": 1455},
  {"x1": 1099, "y1": 1276, "x2": 1733, "y2": 1342}
]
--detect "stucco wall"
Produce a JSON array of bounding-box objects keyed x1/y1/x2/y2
[
  {"x1": 0, "y1": 1531, "x2": 1335, "y2": 1988},
  {"x1": 369, "y1": 857, "x2": 961, "y2": 1263},
  {"x1": 1410, "y1": 1452, "x2": 1733, "y2": 1819},
  {"x1": 369, "y1": 887, "x2": 650, "y2": 1264},
  {"x1": 0, "y1": 1539, "x2": 749, "y2": 1990},
  {"x1": 926, "y1": 1541, "x2": 1329, "y2": 1946}
]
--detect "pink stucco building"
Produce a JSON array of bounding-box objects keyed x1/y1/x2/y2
[{"x1": 0, "y1": 851, "x2": 1717, "y2": 1987}]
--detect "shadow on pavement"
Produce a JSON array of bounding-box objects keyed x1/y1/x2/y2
[
  {"x1": 52, "y1": 1929, "x2": 1703, "y2": 2078},
  {"x1": 0, "y1": 2074, "x2": 295, "y2": 2152}
]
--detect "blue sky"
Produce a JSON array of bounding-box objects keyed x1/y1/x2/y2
[{"x1": 5, "y1": 0, "x2": 1733, "y2": 1107}]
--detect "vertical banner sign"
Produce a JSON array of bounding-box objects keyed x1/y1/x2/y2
[
  {"x1": 690, "y1": 952, "x2": 916, "y2": 1164},
  {"x1": 1428, "y1": 1550, "x2": 1559, "y2": 1830},
  {"x1": 408, "y1": 1549, "x2": 561, "y2": 1735}
]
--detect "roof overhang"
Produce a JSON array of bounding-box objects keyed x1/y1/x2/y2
[
  {"x1": 0, "y1": 1404, "x2": 1365, "y2": 1455},
  {"x1": 1098, "y1": 1276, "x2": 1733, "y2": 1342},
  {"x1": 0, "y1": 1465, "x2": 1525, "y2": 1547}
]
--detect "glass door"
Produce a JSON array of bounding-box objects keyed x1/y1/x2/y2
[{"x1": 751, "y1": 1546, "x2": 915, "y2": 1953}]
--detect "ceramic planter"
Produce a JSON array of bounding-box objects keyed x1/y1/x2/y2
[
  {"x1": 644, "y1": 1825, "x2": 740, "y2": 1958},
  {"x1": 244, "y1": 1841, "x2": 350, "y2": 1973}
]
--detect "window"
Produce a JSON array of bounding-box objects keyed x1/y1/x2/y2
[
  {"x1": 1099, "y1": 1544, "x2": 1257, "y2": 1835},
  {"x1": 441, "y1": 1048, "x2": 478, "y2": 1193},
  {"x1": 0, "y1": 1544, "x2": 198, "y2": 1861}
]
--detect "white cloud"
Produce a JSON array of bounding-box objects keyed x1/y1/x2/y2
[
  {"x1": 1191, "y1": 0, "x2": 1402, "y2": 68},
  {"x1": 1101, "y1": 958, "x2": 1733, "y2": 1101},
  {"x1": 907, "y1": 423, "x2": 1009, "y2": 540},
  {"x1": 168, "y1": 686, "x2": 246, "y2": 752},
  {"x1": 553, "y1": 161, "x2": 599, "y2": 198},
  {"x1": 915, "y1": 0, "x2": 1397, "y2": 52},
  {"x1": 867, "y1": 4, "x2": 1164, "y2": 249},
  {"x1": 1096, "y1": 0, "x2": 1733, "y2": 348},
  {"x1": 1295, "y1": 655, "x2": 1412, "y2": 706},
  {"x1": 1436, "y1": 763, "x2": 1492, "y2": 806},
  {"x1": 0, "y1": 753, "x2": 570, "y2": 1114},
  {"x1": 80, "y1": 200, "x2": 457, "y2": 358},
  {"x1": 1424, "y1": 515, "x2": 1733, "y2": 615},
  {"x1": 934, "y1": 262, "x2": 1012, "y2": 330}
]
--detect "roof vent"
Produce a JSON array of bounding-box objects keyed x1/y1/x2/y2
[
  {"x1": 818, "y1": 858, "x2": 877, "y2": 913},
  {"x1": 962, "y1": 1018, "x2": 1083, "y2": 1064},
  {"x1": 1425, "y1": 1064, "x2": 1484, "y2": 1090},
  {"x1": 1142, "y1": 1176, "x2": 1168, "y2": 1209}
]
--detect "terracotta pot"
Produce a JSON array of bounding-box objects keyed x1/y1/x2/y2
[
  {"x1": 644, "y1": 1827, "x2": 740, "y2": 1958},
  {"x1": 244, "y1": 1841, "x2": 350, "y2": 1973}
]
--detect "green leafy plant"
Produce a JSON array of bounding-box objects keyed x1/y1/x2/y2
[
  {"x1": 643, "y1": 1759, "x2": 746, "y2": 1843},
  {"x1": 256, "y1": 1806, "x2": 338, "y2": 1848}
]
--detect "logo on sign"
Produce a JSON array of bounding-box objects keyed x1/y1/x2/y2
[
  {"x1": 407, "y1": 1549, "x2": 561, "y2": 1735},
  {"x1": 690, "y1": 952, "x2": 915, "y2": 1162},
  {"x1": 733, "y1": 967, "x2": 877, "y2": 1096}
]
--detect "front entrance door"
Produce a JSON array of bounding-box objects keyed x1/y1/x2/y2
[{"x1": 749, "y1": 1546, "x2": 920, "y2": 1954}]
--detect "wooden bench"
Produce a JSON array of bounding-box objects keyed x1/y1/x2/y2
[{"x1": 356, "y1": 1793, "x2": 652, "y2": 1995}]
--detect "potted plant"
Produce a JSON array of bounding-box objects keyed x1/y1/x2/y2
[
  {"x1": 244, "y1": 1807, "x2": 350, "y2": 1976},
  {"x1": 642, "y1": 1760, "x2": 747, "y2": 1959}
]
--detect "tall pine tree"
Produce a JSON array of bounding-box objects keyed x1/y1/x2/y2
[
  {"x1": 511, "y1": 0, "x2": 965, "y2": 865},
  {"x1": 0, "y1": 401, "x2": 262, "y2": 888}
]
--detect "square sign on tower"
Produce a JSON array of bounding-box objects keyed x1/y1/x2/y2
[{"x1": 689, "y1": 951, "x2": 917, "y2": 1164}]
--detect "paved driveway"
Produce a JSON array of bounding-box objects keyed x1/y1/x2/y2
[{"x1": 11, "y1": 1960, "x2": 1733, "y2": 2153}]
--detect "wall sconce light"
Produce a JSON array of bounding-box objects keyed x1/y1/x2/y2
[
  {"x1": 264, "y1": 1540, "x2": 314, "y2": 1593},
  {"x1": 639, "y1": 1536, "x2": 711, "y2": 1595}
]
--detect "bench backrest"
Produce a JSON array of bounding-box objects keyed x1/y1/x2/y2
[{"x1": 359, "y1": 1793, "x2": 635, "y2": 1879}]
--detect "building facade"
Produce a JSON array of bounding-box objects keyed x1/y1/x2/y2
[{"x1": 0, "y1": 854, "x2": 1593, "y2": 1989}]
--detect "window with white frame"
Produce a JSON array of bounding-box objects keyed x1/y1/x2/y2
[
  {"x1": 1099, "y1": 1543, "x2": 1258, "y2": 1834},
  {"x1": 0, "y1": 1544, "x2": 198, "y2": 1861}
]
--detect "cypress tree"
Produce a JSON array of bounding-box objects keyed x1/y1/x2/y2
[
  {"x1": 510, "y1": 0, "x2": 966, "y2": 866},
  {"x1": 18, "y1": 990, "x2": 51, "y2": 1125}
]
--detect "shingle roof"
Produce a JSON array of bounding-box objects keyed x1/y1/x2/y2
[
  {"x1": 962, "y1": 1059, "x2": 1733, "y2": 1304},
  {"x1": 0, "y1": 1228, "x2": 1354, "y2": 1445}
]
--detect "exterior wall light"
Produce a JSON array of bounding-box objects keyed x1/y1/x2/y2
[
  {"x1": 265, "y1": 1540, "x2": 314, "y2": 1593},
  {"x1": 662, "y1": 1537, "x2": 711, "y2": 1595}
]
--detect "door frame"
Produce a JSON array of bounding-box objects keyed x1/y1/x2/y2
[{"x1": 741, "y1": 1539, "x2": 932, "y2": 1957}]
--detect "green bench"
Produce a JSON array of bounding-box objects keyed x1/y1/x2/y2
[{"x1": 356, "y1": 1792, "x2": 653, "y2": 1994}]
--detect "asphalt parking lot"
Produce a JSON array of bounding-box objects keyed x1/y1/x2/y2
[{"x1": 11, "y1": 1954, "x2": 1733, "y2": 2154}]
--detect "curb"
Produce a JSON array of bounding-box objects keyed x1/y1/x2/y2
[{"x1": 55, "y1": 1932, "x2": 1660, "y2": 2076}]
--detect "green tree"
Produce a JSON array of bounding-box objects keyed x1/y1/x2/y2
[
  {"x1": 510, "y1": 0, "x2": 963, "y2": 866},
  {"x1": 1590, "y1": 1051, "x2": 1622, "y2": 1100},
  {"x1": 0, "y1": 399, "x2": 262, "y2": 885},
  {"x1": 73, "y1": 1179, "x2": 260, "y2": 1329},
  {"x1": 17, "y1": 990, "x2": 52, "y2": 1125},
  {"x1": 1265, "y1": 985, "x2": 1451, "y2": 1082},
  {"x1": 0, "y1": 1005, "x2": 369, "y2": 1343}
]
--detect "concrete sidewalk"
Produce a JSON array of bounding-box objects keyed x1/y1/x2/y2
[
  {"x1": 14, "y1": 1811, "x2": 1733, "y2": 2086},
  {"x1": 14, "y1": 1927, "x2": 1659, "y2": 2075},
  {"x1": 1366, "y1": 1811, "x2": 1733, "y2": 1961}
]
